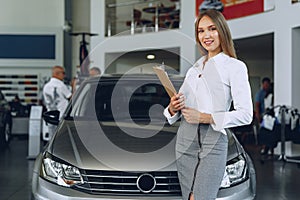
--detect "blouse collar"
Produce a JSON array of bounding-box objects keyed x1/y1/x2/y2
[
  {"x1": 210, "y1": 52, "x2": 229, "y2": 64},
  {"x1": 193, "y1": 52, "x2": 229, "y2": 69}
]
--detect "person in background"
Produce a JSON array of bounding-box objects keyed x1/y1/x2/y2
[
  {"x1": 89, "y1": 67, "x2": 101, "y2": 77},
  {"x1": 0, "y1": 91, "x2": 10, "y2": 111},
  {"x1": 264, "y1": 82, "x2": 273, "y2": 111},
  {"x1": 164, "y1": 10, "x2": 253, "y2": 200},
  {"x1": 255, "y1": 77, "x2": 271, "y2": 123},
  {"x1": 9, "y1": 95, "x2": 24, "y2": 117},
  {"x1": 43, "y1": 66, "x2": 72, "y2": 118},
  {"x1": 72, "y1": 67, "x2": 101, "y2": 93},
  {"x1": 259, "y1": 81, "x2": 274, "y2": 155},
  {"x1": 0, "y1": 90, "x2": 11, "y2": 149},
  {"x1": 43, "y1": 66, "x2": 72, "y2": 138}
]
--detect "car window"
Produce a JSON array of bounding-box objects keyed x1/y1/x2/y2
[
  {"x1": 70, "y1": 83, "x2": 92, "y2": 117},
  {"x1": 69, "y1": 80, "x2": 170, "y2": 121}
]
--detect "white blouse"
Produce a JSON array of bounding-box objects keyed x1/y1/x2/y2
[{"x1": 164, "y1": 52, "x2": 253, "y2": 134}]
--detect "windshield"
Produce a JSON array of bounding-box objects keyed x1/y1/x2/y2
[{"x1": 69, "y1": 80, "x2": 172, "y2": 122}]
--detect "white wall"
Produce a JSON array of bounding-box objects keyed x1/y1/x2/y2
[
  {"x1": 0, "y1": 0, "x2": 64, "y2": 71},
  {"x1": 0, "y1": 0, "x2": 64, "y2": 27},
  {"x1": 0, "y1": 0, "x2": 65, "y2": 104}
]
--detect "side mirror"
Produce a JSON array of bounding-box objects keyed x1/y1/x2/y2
[{"x1": 43, "y1": 110, "x2": 60, "y2": 125}]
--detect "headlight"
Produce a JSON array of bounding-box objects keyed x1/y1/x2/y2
[
  {"x1": 220, "y1": 155, "x2": 248, "y2": 188},
  {"x1": 40, "y1": 153, "x2": 83, "y2": 187}
]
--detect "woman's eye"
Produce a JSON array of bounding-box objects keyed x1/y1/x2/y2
[
  {"x1": 209, "y1": 27, "x2": 217, "y2": 31},
  {"x1": 198, "y1": 29, "x2": 204, "y2": 33}
]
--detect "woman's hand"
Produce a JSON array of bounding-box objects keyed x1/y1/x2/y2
[
  {"x1": 182, "y1": 107, "x2": 214, "y2": 124},
  {"x1": 168, "y1": 93, "x2": 185, "y2": 116}
]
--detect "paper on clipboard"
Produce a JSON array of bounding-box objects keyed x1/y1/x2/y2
[{"x1": 153, "y1": 66, "x2": 177, "y2": 98}]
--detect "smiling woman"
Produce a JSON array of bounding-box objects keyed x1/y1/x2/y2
[{"x1": 164, "y1": 9, "x2": 253, "y2": 200}]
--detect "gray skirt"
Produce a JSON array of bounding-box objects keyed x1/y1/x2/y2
[{"x1": 176, "y1": 120, "x2": 228, "y2": 200}]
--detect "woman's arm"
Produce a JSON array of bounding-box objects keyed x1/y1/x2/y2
[{"x1": 212, "y1": 62, "x2": 253, "y2": 131}]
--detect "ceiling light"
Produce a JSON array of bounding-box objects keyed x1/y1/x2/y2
[{"x1": 146, "y1": 54, "x2": 155, "y2": 60}]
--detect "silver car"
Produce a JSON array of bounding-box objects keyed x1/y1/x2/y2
[{"x1": 32, "y1": 74, "x2": 256, "y2": 200}]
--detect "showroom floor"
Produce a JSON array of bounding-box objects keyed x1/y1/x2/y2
[{"x1": 1, "y1": 136, "x2": 300, "y2": 200}]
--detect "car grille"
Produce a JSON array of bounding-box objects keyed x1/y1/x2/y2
[{"x1": 74, "y1": 170, "x2": 181, "y2": 196}]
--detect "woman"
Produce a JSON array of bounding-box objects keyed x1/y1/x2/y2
[{"x1": 164, "y1": 10, "x2": 253, "y2": 200}]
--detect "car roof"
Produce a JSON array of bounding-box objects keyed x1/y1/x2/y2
[{"x1": 84, "y1": 73, "x2": 184, "y2": 83}]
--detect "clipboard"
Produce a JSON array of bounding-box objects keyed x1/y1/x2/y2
[{"x1": 153, "y1": 66, "x2": 177, "y2": 98}]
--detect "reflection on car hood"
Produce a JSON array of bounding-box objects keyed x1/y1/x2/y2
[
  {"x1": 48, "y1": 120, "x2": 240, "y2": 172},
  {"x1": 49, "y1": 120, "x2": 179, "y2": 171}
]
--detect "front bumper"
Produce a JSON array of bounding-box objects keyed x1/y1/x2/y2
[
  {"x1": 217, "y1": 179, "x2": 255, "y2": 200},
  {"x1": 32, "y1": 174, "x2": 255, "y2": 200},
  {"x1": 32, "y1": 150, "x2": 256, "y2": 200}
]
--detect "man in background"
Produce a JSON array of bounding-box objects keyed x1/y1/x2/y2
[
  {"x1": 72, "y1": 66, "x2": 101, "y2": 93},
  {"x1": 43, "y1": 66, "x2": 72, "y2": 139},
  {"x1": 89, "y1": 67, "x2": 101, "y2": 77},
  {"x1": 43, "y1": 66, "x2": 72, "y2": 117},
  {"x1": 255, "y1": 77, "x2": 271, "y2": 123}
]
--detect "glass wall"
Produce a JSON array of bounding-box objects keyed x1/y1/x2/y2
[{"x1": 105, "y1": 0, "x2": 181, "y2": 37}]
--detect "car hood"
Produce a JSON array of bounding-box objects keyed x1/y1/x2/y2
[
  {"x1": 48, "y1": 120, "x2": 180, "y2": 172},
  {"x1": 47, "y1": 120, "x2": 241, "y2": 172}
]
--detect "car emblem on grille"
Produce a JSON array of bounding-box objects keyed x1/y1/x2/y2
[{"x1": 136, "y1": 173, "x2": 156, "y2": 193}]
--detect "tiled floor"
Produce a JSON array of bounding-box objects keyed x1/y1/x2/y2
[
  {"x1": 0, "y1": 137, "x2": 34, "y2": 200},
  {"x1": 245, "y1": 144, "x2": 300, "y2": 200},
  {"x1": 1, "y1": 136, "x2": 300, "y2": 200}
]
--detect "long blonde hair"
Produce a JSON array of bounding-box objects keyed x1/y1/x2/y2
[{"x1": 195, "y1": 9, "x2": 236, "y2": 58}]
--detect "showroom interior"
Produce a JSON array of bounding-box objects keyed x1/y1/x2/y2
[{"x1": 1, "y1": 0, "x2": 300, "y2": 199}]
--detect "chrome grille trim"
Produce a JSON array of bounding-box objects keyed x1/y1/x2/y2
[
  {"x1": 75, "y1": 185, "x2": 141, "y2": 193},
  {"x1": 86, "y1": 182, "x2": 137, "y2": 185},
  {"x1": 74, "y1": 170, "x2": 181, "y2": 196},
  {"x1": 75, "y1": 186, "x2": 181, "y2": 193},
  {"x1": 156, "y1": 183, "x2": 179, "y2": 186},
  {"x1": 82, "y1": 174, "x2": 137, "y2": 179}
]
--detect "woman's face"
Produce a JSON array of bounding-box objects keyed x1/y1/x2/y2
[{"x1": 197, "y1": 15, "x2": 221, "y2": 58}]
